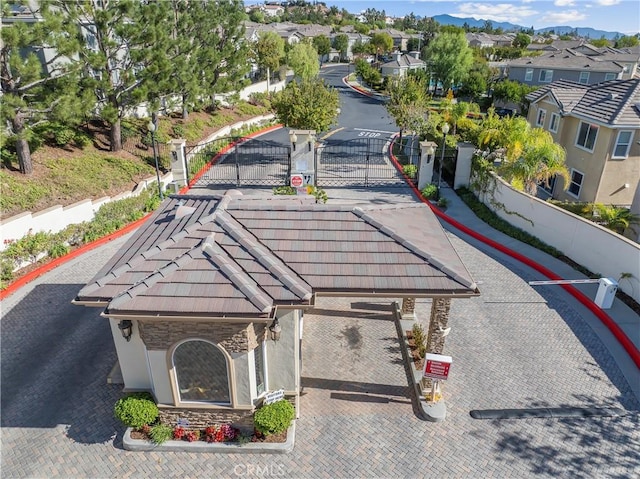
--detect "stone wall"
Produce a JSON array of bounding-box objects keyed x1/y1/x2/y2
[
  {"x1": 139, "y1": 320, "x2": 264, "y2": 353},
  {"x1": 159, "y1": 407, "x2": 254, "y2": 432}
]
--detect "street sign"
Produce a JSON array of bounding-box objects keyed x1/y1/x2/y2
[
  {"x1": 290, "y1": 174, "x2": 304, "y2": 188},
  {"x1": 423, "y1": 353, "x2": 452, "y2": 380}
]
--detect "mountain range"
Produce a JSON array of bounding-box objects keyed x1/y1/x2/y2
[{"x1": 432, "y1": 14, "x2": 624, "y2": 40}]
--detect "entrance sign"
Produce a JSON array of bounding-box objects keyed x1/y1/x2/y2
[
  {"x1": 423, "y1": 353, "x2": 452, "y2": 381},
  {"x1": 264, "y1": 388, "x2": 285, "y2": 405}
]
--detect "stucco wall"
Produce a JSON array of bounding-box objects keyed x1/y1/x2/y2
[
  {"x1": 266, "y1": 311, "x2": 299, "y2": 393},
  {"x1": 109, "y1": 319, "x2": 152, "y2": 391},
  {"x1": 475, "y1": 173, "x2": 640, "y2": 303}
]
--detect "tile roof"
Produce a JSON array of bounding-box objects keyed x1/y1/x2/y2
[
  {"x1": 509, "y1": 49, "x2": 624, "y2": 73},
  {"x1": 77, "y1": 192, "x2": 478, "y2": 318},
  {"x1": 526, "y1": 78, "x2": 640, "y2": 126},
  {"x1": 381, "y1": 54, "x2": 425, "y2": 69}
]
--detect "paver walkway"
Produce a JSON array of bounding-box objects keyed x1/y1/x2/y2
[{"x1": 2, "y1": 186, "x2": 639, "y2": 478}]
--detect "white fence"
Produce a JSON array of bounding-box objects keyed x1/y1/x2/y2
[{"x1": 474, "y1": 173, "x2": 640, "y2": 303}]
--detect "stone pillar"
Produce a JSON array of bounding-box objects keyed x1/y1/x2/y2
[
  {"x1": 289, "y1": 129, "x2": 316, "y2": 187},
  {"x1": 169, "y1": 138, "x2": 188, "y2": 188},
  {"x1": 418, "y1": 140, "x2": 438, "y2": 190},
  {"x1": 421, "y1": 298, "x2": 452, "y2": 389},
  {"x1": 454, "y1": 141, "x2": 475, "y2": 190},
  {"x1": 400, "y1": 297, "x2": 416, "y2": 319}
]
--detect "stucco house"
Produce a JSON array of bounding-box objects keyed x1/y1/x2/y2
[
  {"x1": 380, "y1": 51, "x2": 426, "y2": 78},
  {"x1": 74, "y1": 192, "x2": 478, "y2": 431},
  {"x1": 525, "y1": 78, "x2": 640, "y2": 206}
]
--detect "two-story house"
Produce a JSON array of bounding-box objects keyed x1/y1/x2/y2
[
  {"x1": 380, "y1": 51, "x2": 426, "y2": 78},
  {"x1": 525, "y1": 79, "x2": 640, "y2": 206},
  {"x1": 507, "y1": 49, "x2": 624, "y2": 86}
]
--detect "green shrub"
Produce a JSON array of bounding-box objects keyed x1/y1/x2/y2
[
  {"x1": 403, "y1": 164, "x2": 417, "y2": 179},
  {"x1": 421, "y1": 184, "x2": 438, "y2": 200},
  {"x1": 273, "y1": 186, "x2": 296, "y2": 196},
  {"x1": 114, "y1": 392, "x2": 159, "y2": 428},
  {"x1": 254, "y1": 399, "x2": 295, "y2": 436},
  {"x1": 149, "y1": 423, "x2": 173, "y2": 444},
  {"x1": 48, "y1": 241, "x2": 70, "y2": 259},
  {"x1": 437, "y1": 197, "x2": 449, "y2": 209}
]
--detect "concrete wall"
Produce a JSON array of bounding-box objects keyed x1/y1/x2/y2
[{"x1": 474, "y1": 173, "x2": 640, "y2": 303}]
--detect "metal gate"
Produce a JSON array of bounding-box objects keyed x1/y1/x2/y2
[
  {"x1": 317, "y1": 136, "x2": 420, "y2": 187},
  {"x1": 187, "y1": 136, "x2": 291, "y2": 187}
]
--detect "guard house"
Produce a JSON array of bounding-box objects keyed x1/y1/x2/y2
[{"x1": 74, "y1": 191, "x2": 478, "y2": 431}]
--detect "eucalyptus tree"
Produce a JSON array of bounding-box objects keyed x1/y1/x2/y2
[
  {"x1": 426, "y1": 31, "x2": 473, "y2": 92},
  {"x1": 54, "y1": 0, "x2": 174, "y2": 152},
  {"x1": 0, "y1": 2, "x2": 86, "y2": 174}
]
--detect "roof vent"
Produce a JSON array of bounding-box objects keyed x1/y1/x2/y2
[{"x1": 609, "y1": 93, "x2": 618, "y2": 100}]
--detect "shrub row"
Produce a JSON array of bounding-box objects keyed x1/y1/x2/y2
[{"x1": 0, "y1": 186, "x2": 161, "y2": 289}]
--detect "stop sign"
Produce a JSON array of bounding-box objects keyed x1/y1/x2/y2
[{"x1": 290, "y1": 174, "x2": 304, "y2": 187}]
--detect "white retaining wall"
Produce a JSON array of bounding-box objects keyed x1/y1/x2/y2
[{"x1": 474, "y1": 173, "x2": 640, "y2": 303}]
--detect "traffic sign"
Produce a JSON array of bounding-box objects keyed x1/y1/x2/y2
[{"x1": 290, "y1": 174, "x2": 304, "y2": 187}]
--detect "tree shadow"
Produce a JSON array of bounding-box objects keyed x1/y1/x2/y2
[{"x1": 1, "y1": 283, "x2": 125, "y2": 445}]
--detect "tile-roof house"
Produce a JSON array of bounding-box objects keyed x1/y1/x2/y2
[
  {"x1": 506, "y1": 48, "x2": 624, "y2": 86},
  {"x1": 370, "y1": 28, "x2": 412, "y2": 51},
  {"x1": 380, "y1": 51, "x2": 426, "y2": 78},
  {"x1": 74, "y1": 192, "x2": 478, "y2": 431},
  {"x1": 525, "y1": 79, "x2": 640, "y2": 205}
]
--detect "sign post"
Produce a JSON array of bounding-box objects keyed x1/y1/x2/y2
[{"x1": 423, "y1": 353, "x2": 452, "y2": 403}]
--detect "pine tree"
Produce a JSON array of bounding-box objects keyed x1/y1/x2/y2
[{"x1": 0, "y1": 2, "x2": 84, "y2": 174}]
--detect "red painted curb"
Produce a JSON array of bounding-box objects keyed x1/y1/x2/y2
[
  {"x1": 0, "y1": 213, "x2": 151, "y2": 301},
  {"x1": 388, "y1": 136, "x2": 640, "y2": 369}
]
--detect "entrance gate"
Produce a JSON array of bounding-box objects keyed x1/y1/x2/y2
[
  {"x1": 186, "y1": 137, "x2": 291, "y2": 188},
  {"x1": 316, "y1": 137, "x2": 419, "y2": 187}
]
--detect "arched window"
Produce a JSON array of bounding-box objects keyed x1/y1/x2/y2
[{"x1": 173, "y1": 340, "x2": 230, "y2": 404}]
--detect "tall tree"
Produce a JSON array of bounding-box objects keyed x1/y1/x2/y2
[
  {"x1": 333, "y1": 33, "x2": 349, "y2": 61},
  {"x1": 0, "y1": 2, "x2": 84, "y2": 174},
  {"x1": 369, "y1": 32, "x2": 394, "y2": 62},
  {"x1": 426, "y1": 31, "x2": 473, "y2": 94},
  {"x1": 254, "y1": 31, "x2": 285, "y2": 91},
  {"x1": 312, "y1": 34, "x2": 331, "y2": 64},
  {"x1": 272, "y1": 78, "x2": 339, "y2": 132},
  {"x1": 287, "y1": 41, "x2": 320, "y2": 80},
  {"x1": 55, "y1": 0, "x2": 173, "y2": 152},
  {"x1": 385, "y1": 74, "x2": 429, "y2": 145}
]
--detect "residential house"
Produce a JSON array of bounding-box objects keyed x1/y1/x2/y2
[
  {"x1": 525, "y1": 79, "x2": 640, "y2": 206},
  {"x1": 466, "y1": 32, "x2": 515, "y2": 49},
  {"x1": 380, "y1": 51, "x2": 426, "y2": 78},
  {"x1": 73, "y1": 192, "x2": 478, "y2": 431},
  {"x1": 370, "y1": 28, "x2": 412, "y2": 52},
  {"x1": 331, "y1": 31, "x2": 371, "y2": 61},
  {"x1": 506, "y1": 49, "x2": 624, "y2": 86}
]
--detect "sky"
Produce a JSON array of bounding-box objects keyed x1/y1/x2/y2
[{"x1": 326, "y1": 0, "x2": 640, "y2": 35}]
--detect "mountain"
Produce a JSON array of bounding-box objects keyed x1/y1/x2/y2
[{"x1": 432, "y1": 14, "x2": 624, "y2": 40}]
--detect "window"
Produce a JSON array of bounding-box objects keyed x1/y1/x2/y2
[
  {"x1": 536, "y1": 108, "x2": 546, "y2": 127},
  {"x1": 613, "y1": 130, "x2": 633, "y2": 158},
  {"x1": 173, "y1": 340, "x2": 230, "y2": 403},
  {"x1": 539, "y1": 174, "x2": 557, "y2": 194},
  {"x1": 578, "y1": 71, "x2": 590, "y2": 84},
  {"x1": 254, "y1": 341, "x2": 266, "y2": 396},
  {"x1": 524, "y1": 68, "x2": 533, "y2": 81},
  {"x1": 604, "y1": 73, "x2": 617, "y2": 81},
  {"x1": 539, "y1": 69, "x2": 553, "y2": 82},
  {"x1": 568, "y1": 169, "x2": 584, "y2": 198},
  {"x1": 576, "y1": 121, "x2": 599, "y2": 151},
  {"x1": 549, "y1": 113, "x2": 560, "y2": 133}
]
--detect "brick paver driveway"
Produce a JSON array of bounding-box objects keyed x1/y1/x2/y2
[{"x1": 2, "y1": 210, "x2": 639, "y2": 478}]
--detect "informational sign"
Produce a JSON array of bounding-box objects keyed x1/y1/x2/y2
[
  {"x1": 423, "y1": 353, "x2": 452, "y2": 381},
  {"x1": 263, "y1": 388, "x2": 285, "y2": 405}
]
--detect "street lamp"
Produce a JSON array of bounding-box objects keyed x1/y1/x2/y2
[
  {"x1": 147, "y1": 121, "x2": 163, "y2": 200},
  {"x1": 437, "y1": 123, "x2": 450, "y2": 198}
]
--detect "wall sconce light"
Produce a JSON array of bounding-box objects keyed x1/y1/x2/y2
[
  {"x1": 425, "y1": 145, "x2": 435, "y2": 161},
  {"x1": 170, "y1": 142, "x2": 178, "y2": 162},
  {"x1": 118, "y1": 320, "x2": 133, "y2": 342},
  {"x1": 269, "y1": 318, "x2": 281, "y2": 341},
  {"x1": 289, "y1": 131, "x2": 298, "y2": 151}
]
